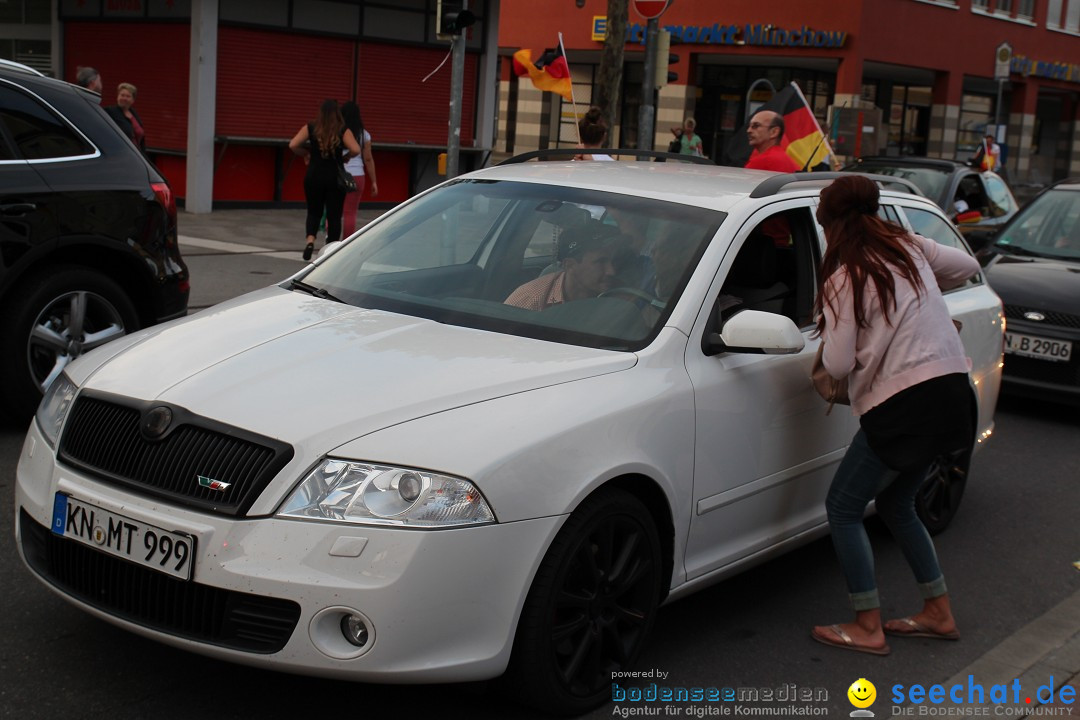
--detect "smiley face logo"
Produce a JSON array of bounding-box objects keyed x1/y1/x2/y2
[{"x1": 848, "y1": 678, "x2": 877, "y2": 708}]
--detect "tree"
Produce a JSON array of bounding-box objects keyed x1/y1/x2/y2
[{"x1": 594, "y1": 0, "x2": 628, "y2": 145}]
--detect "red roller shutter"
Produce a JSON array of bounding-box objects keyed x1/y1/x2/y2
[
  {"x1": 357, "y1": 43, "x2": 477, "y2": 147},
  {"x1": 216, "y1": 27, "x2": 354, "y2": 139},
  {"x1": 64, "y1": 22, "x2": 190, "y2": 151}
]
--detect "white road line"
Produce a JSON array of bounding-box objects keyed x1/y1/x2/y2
[{"x1": 179, "y1": 235, "x2": 274, "y2": 253}]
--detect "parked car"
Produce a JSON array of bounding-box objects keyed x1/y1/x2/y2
[
  {"x1": 0, "y1": 59, "x2": 188, "y2": 419},
  {"x1": 15, "y1": 162, "x2": 1003, "y2": 715},
  {"x1": 982, "y1": 178, "x2": 1080, "y2": 404},
  {"x1": 843, "y1": 156, "x2": 1018, "y2": 251}
]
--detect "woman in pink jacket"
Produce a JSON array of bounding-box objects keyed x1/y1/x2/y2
[{"x1": 810, "y1": 175, "x2": 981, "y2": 656}]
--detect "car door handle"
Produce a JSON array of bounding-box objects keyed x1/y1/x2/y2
[{"x1": 0, "y1": 203, "x2": 37, "y2": 216}]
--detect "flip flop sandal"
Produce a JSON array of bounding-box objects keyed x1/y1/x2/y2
[
  {"x1": 884, "y1": 617, "x2": 961, "y2": 641},
  {"x1": 811, "y1": 625, "x2": 891, "y2": 656}
]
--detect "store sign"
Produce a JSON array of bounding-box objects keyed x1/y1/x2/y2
[
  {"x1": 622, "y1": 22, "x2": 847, "y2": 48},
  {"x1": 1010, "y1": 54, "x2": 1080, "y2": 84}
]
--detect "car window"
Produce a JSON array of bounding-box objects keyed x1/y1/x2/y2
[
  {"x1": 995, "y1": 189, "x2": 1080, "y2": 259},
  {"x1": 301, "y1": 179, "x2": 726, "y2": 350},
  {"x1": 0, "y1": 84, "x2": 94, "y2": 160},
  {"x1": 983, "y1": 175, "x2": 1016, "y2": 217},
  {"x1": 903, "y1": 207, "x2": 968, "y2": 251},
  {"x1": 849, "y1": 164, "x2": 949, "y2": 203},
  {"x1": 955, "y1": 175, "x2": 990, "y2": 218},
  {"x1": 720, "y1": 208, "x2": 818, "y2": 328}
]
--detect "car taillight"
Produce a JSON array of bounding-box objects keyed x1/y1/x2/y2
[{"x1": 151, "y1": 181, "x2": 176, "y2": 223}]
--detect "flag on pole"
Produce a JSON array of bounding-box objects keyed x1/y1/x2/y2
[
  {"x1": 512, "y1": 43, "x2": 573, "y2": 101},
  {"x1": 723, "y1": 82, "x2": 834, "y2": 171}
]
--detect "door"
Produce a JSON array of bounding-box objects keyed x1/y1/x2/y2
[{"x1": 682, "y1": 201, "x2": 855, "y2": 580}]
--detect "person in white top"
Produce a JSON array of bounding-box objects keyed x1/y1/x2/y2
[{"x1": 341, "y1": 101, "x2": 379, "y2": 238}]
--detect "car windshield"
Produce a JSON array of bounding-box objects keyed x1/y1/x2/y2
[
  {"x1": 298, "y1": 179, "x2": 726, "y2": 351},
  {"x1": 849, "y1": 163, "x2": 949, "y2": 203},
  {"x1": 994, "y1": 188, "x2": 1080, "y2": 260}
]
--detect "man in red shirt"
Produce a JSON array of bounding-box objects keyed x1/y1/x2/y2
[{"x1": 744, "y1": 110, "x2": 799, "y2": 173}]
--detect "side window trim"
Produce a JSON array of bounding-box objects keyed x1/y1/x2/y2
[{"x1": 0, "y1": 79, "x2": 101, "y2": 165}]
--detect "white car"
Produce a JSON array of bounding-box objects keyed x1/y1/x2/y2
[{"x1": 15, "y1": 159, "x2": 1003, "y2": 715}]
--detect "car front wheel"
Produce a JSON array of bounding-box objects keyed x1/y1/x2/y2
[
  {"x1": 505, "y1": 487, "x2": 663, "y2": 716},
  {"x1": 0, "y1": 267, "x2": 138, "y2": 419}
]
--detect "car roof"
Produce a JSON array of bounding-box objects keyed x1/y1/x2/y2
[
  {"x1": 1049, "y1": 178, "x2": 1080, "y2": 191},
  {"x1": 466, "y1": 161, "x2": 924, "y2": 214},
  {"x1": 852, "y1": 156, "x2": 966, "y2": 171}
]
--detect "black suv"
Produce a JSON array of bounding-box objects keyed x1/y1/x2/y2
[{"x1": 0, "y1": 60, "x2": 188, "y2": 419}]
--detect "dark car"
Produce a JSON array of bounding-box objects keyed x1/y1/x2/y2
[
  {"x1": 0, "y1": 60, "x2": 188, "y2": 418},
  {"x1": 844, "y1": 156, "x2": 1018, "y2": 251},
  {"x1": 982, "y1": 178, "x2": 1080, "y2": 404}
]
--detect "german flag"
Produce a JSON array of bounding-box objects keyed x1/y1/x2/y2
[
  {"x1": 513, "y1": 44, "x2": 573, "y2": 101},
  {"x1": 723, "y1": 83, "x2": 832, "y2": 171}
]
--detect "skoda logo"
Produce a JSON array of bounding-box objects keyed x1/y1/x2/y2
[
  {"x1": 142, "y1": 406, "x2": 173, "y2": 439},
  {"x1": 1024, "y1": 311, "x2": 1046, "y2": 322}
]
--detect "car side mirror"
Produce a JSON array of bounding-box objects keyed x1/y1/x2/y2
[{"x1": 705, "y1": 310, "x2": 805, "y2": 356}]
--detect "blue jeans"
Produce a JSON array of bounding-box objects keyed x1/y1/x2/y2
[{"x1": 825, "y1": 430, "x2": 948, "y2": 611}]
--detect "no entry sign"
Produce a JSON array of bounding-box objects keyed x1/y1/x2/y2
[{"x1": 632, "y1": 0, "x2": 671, "y2": 20}]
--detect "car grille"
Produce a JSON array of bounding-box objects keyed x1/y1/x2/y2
[
  {"x1": 1004, "y1": 304, "x2": 1080, "y2": 330},
  {"x1": 20, "y1": 510, "x2": 300, "y2": 654},
  {"x1": 1002, "y1": 354, "x2": 1080, "y2": 387},
  {"x1": 58, "y1": 393, "x2": 293, "y2": 517}
]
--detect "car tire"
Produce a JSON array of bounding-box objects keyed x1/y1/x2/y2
[
  {"x1": 915, "y1": 444, "x2": 971, "y2": 536},
  {"x1": 0, "y1": 266, "x2": 138, "y2": 419},
  {"x1": 504, "y1": 487, "x2": 663, "y2": 716}
]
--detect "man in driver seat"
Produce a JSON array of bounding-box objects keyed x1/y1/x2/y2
[{"x1": 505, "y1": 223, "x2": 622, "y2": 311}]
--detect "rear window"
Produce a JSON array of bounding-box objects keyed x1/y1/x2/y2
[
  {"x1": 0, "y1": 83, "x2": 95, "y2": 160},
  {"x1": 849, "y1": 164, "x2": 949, "y2": 203}
]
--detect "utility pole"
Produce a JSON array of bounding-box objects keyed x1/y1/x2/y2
[
  {"x1": 447, "y1": 30, "x2": 465, "y2": 177},
  {"x1": 637, "y1": 17, "x2": 658, "y2": 158}
]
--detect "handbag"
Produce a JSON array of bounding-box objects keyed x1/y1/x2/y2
[
  {"x1": 337, "y1": 163, "x2": 358, "y2": 193},
  {"x1": 811, "y1": 343, "x2": 849, "y2": 415}
]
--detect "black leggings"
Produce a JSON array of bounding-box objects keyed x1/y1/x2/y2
[{"x1": 304, "y1": 177, "x2": 346, "y2": 243}]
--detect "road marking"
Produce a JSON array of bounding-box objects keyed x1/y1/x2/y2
[{"x1": 178, "y1": 235, "x2": 274, "y2": 253}]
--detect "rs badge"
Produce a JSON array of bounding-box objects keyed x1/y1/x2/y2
[{"x1": 198, "y1": 475, "x2": 231, "y2": 491}]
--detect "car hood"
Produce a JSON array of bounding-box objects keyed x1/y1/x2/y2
[
  {"x1": 80, "y1": 288, "x2": 637, "y2": 448},
  {"x1": 984, "y1": 254, "x2": 1080, "y2": 309}
]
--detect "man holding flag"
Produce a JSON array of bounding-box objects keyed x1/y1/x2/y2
[{"x1": 745, "y1": 110, "x2": 799, "y2": 172}]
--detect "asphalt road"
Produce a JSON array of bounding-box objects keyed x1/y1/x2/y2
[{"x1": 2, "y1": 391, "x2": 1076, "y2": 719}]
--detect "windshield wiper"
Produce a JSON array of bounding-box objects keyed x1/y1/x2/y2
[
  {"x1": 992, "y1": 243, "x2": 1042, "y2": 258},
  {"x1": 288, "y1": 278, "x2": 345, "y2": 303}
]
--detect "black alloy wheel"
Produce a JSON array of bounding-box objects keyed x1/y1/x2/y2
[
  {"x1": 0, "y1": 267, "x2": 138, "y2": 419},
  {"x1": 915, "y1": 445, "x2": 971, "y2": 536},
  {"x1": 505, "y1": 487, "x2": 663, "y2": 716}
]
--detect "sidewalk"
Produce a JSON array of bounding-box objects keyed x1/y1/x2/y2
[{"x1": 175, "y1": 206, "x2": 1079, "y2": 711}]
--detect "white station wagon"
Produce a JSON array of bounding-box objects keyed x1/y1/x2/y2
[{"x1": 16, "y1": 157, "x2": 1004, "y2": 715}]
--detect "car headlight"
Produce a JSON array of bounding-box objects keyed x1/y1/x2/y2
[
  {"x1": 278, "y1": 459, "x2": 496, "y2": 528},
  {"x1": 36, "y1": 373, "x2": 78, "y2": 448}
]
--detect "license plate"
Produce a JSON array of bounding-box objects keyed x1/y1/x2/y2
[
  {"x1": 1004, "y1": 332, "x2": 1072, "y2": 362},
  {"x1": 51, "y1": 494, "x2": 194, "y2": 581}
]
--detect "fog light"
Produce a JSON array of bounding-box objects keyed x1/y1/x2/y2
[{"x1": 341, "y1": 614, "x2": 370, "y2": 648}]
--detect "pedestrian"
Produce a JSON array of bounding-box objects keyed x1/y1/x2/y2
[
  {"x1": 104, "y1": 83, "x2": 146, "y2": 153},
  {"x1": 744, "y1": 110, "x2": 799, "y2": 172},
  {"x1": 288, "y1": 99, "x2": 362, "y2": 260},
  {"x1": 75, "y1": 66, "x2": 102, "y2": 94},
  {"x1": 973, "y1": 133, "x2": 1001, "y2": 173},
  {"x1": 671, "y1": 117, "x2": 703, "y2": 157},
  {"x1": 574, "y1": 107, "x2": 614, "y2": 161},
  {"x1": 340, "y1": 100, "x2": 379, "y2": 239},
  {"x1": 810, "y1": 175, "x2": 981, "y2": 656}
]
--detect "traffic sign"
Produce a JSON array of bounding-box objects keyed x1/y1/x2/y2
[
  {"x1": 994, "y1": 42, "x2": 1012, "y2": 81},
  {"x1": 633, "y1": 0, "x2": 671, "y2": 20}
]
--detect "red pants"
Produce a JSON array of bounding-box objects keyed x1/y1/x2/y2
[{"x1": 342, "y1": 174, "x2": 367, "y2": 238}]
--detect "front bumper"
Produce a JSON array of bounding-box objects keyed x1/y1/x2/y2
[{"x1": 15, "y1": 421, "x2": 562, "y2": 682}]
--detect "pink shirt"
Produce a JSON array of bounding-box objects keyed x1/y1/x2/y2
[{"x1": 821, "y1": 234, "x2": 981, "y2": 416}]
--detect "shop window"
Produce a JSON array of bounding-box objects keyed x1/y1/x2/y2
[
  {"x1": 958, "y1": 94, "x2": 993, "y2": 157},
  {"x1": 148, "y1": 0, "x2": 191, "y2": 18},
  {"x1": 220, "y1": 0, "x2": 288, "y2": 27}
]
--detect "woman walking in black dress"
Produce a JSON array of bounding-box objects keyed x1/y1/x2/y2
[{"x1": 289, "y1": 99, "x2": 362, "y2": 260}]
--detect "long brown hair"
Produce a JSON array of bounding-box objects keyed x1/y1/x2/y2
[
  {"x1": 312, "y1": 99, "x2": 343, "y2": 159},
  {"x1": 814, "y1": 175, "x2": 925, "y2": 334}
]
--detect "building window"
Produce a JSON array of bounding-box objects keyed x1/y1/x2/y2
[
  {"x1": 1048, "y1": 0, "x2": 1063, "y2": 26},
  {"x1": 972, "y1": 0, "x2": 989, "y2": 9},
  {"x1": 995, "y1": 0, "x2": 1012, "y2": 13},
  {"x1": 1068, "y1": 0, "x2": 1080, "y2": 30},
  {"x1": 1017, "y1": 0, "x2": 1035, "y2": 18}
]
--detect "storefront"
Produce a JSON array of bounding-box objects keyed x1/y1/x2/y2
[
  {"x1": 54, "y1": 0, "x2": 502, "y2": 208},
  {"x1": 498, "y1": 0, "x2": 1080, "y2": 184}
]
